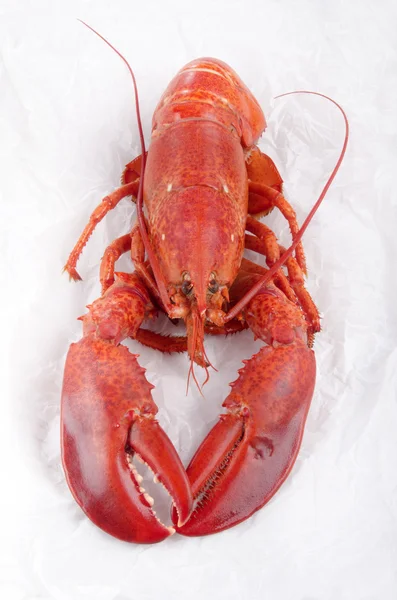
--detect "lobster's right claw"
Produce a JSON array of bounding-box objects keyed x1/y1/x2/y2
[{"x1": 177, "y1": 286, "x2": 316, "y2": 536}]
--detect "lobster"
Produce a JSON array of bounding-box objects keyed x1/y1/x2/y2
[{"x1": 61, "y1": 22, "x2": 348, "y2": 543}]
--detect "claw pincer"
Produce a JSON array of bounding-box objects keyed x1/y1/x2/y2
[
  {"x1": 61, "y1": 273, "x2": 192, "y2": 543},
  {"x1": 177, "y1": 283, "x2": 315, "y2": 536}
]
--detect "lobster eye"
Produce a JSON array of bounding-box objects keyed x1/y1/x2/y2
[
  {"x1": 181, "y1": 280, "x2": 193, "y2": 295},
  {"x1": 208, "y1": 279, "x2": 219, "y2": 294}
]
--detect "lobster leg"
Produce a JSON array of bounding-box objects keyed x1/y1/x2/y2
[
  {"x1": 64, "y1": 181, "x2": 139, "y2": 281},
  {"x1": 176, "y1": 274, "x2": 315, "y2": 537},
  {"x1": 135, "y1": 319, "x2": 248, "y2": 354},
  {"x1": 100, "y1": 233, "x2": 132, "y2": 293},
  {"x1": 276, "y1": 244, "x2": 320, "y2": 343},
  {"x1": 239, "y1": 254, "x2": 296, "y2": 305},
  {"x1": 245, "y1": 216, "x2": 297, "y2": 304},
  {"x1": 245, "y1": 216, "x2": 320, "y2": 339},
  {"x1": 99, "y1": 221, "x2": 165, "y2": 311},
  {"x1": 130, "y1": 224, "x2": 165, "y2": 309},
  {"x1": 135, "y1": 329, "x2": 187, "y2": 354},
  {"x1": 62, "y1": 271, "x2": 192, "y2": 543},
  {"x1": 246, "y1": 146, "x2": 305, "y2": 272},
  {"x1": 244, "y1": 231, "x2": 320, "y2": 343},
  {"x1": 246, "y1": 215, "x2": 282, "y2": 265},
  {"x1": 248, "y1": 180, "x2": 306, "y2": 273}
]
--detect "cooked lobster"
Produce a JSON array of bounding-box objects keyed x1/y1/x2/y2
[{"x1": 62, "y1": 22, "x2": 348, "y2": 543}]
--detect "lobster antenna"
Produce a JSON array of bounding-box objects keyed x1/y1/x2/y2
[
  {"x1": 78, "y1": 20, "x2": 172, "y2": 312},
  {"x1": 224, "y1": 91, "x2": 349, "y2": 323}
]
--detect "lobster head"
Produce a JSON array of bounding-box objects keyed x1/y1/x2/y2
[
  {"x1": 168, "y1": 266, "x2": 229, "y2": 372},
  {"x1": 148, "y1": 183, "x2": 247, "y2": 375}
]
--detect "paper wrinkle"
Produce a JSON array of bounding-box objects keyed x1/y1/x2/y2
[{"x1": 2, "y1": 1, "x2": 397, "y2": 599}]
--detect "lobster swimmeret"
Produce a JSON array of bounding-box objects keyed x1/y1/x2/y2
[{"x1": 62, "y1": 22, "x2": 348, "y2": 543}]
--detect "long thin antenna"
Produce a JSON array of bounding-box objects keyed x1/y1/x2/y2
[
  {"x1": 78, "y1": 20, "x2": 171, "y2": 311},
  {"x1": 224, "y1": 91, "x2": 349, "y2": 322}
]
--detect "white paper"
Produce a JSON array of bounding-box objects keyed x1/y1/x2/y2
[{"x1": 1, "y1": 1, "x2": 397, "y2": 598}]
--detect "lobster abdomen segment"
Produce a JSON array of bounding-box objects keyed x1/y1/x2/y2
[{"x1": 153, "y1": 58, "x2": 266, "y2": 147}]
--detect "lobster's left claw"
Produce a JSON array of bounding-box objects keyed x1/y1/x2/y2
[
  {"x1": 177, "y1": 341, "x2": 315, "y2": 536},
  {"x1": 177, "y1": 286, "x2": 316, "y2": 536}
]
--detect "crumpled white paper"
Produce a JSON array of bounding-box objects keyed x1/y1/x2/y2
[{"x1": 1, "y1": 0, "x2": 397, "y2": 599}]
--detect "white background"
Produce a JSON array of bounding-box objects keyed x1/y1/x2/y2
[{"x1": 1, "y1": 1, "x2": 397, "y2": 599}]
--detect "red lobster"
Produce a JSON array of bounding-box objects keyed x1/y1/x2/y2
[{"x1": 62, "y1": 22, "x2": 348, "y2": 543}]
